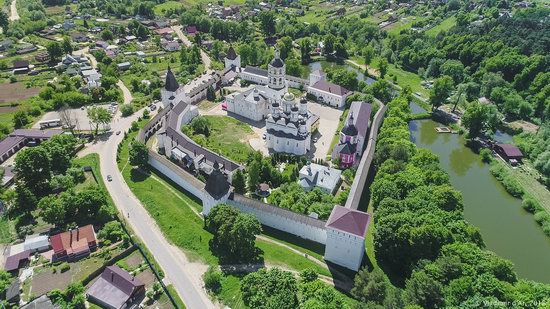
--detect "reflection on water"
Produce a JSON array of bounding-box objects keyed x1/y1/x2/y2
[
  {"x1": 494, "y1": 130, "x2": 514, "y2": 144},
  {"x1": 409, "y1": 118, "x2": 550, "y2": 283}
]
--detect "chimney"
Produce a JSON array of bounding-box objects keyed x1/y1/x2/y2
[
  {"x1": 69, "y1": 229, "x2": 73, "y2": 245},
  {"x1": 77, "y1": 227, "x2": 80, "y2": 241}
]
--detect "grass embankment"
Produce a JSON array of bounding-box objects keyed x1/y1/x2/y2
[{"x1": 186, "y1": 115, "x2": 255, "y2": 163}]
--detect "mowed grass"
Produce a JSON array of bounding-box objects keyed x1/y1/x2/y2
[
  {"x1": 369, "y1": 57, "x2": 428, "y2": 97},
  {"x1": 154, "y1": 1, "x2": 184, "y2": 15},
  {"x1": 189, "y1": 115, "x2": 255, "y2": 163},
  {"x1": 425, "y1": 15, "x2": 457, "y2": 37}
]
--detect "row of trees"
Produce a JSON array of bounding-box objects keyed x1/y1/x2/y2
[{"x1": 358, "y1": 94, "x2": 550, "y2": 307}]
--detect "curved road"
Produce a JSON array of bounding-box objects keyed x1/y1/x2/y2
[{"x1": 83, "y1": 109, "x2": 216, "y2": 309}]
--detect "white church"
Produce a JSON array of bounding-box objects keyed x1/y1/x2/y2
[{"x1": 226, "y1": 49, "x2": 318, "y2": 156}]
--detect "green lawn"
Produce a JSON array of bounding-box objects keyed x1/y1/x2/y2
[
  {"x1": 425, "y1": 15, "x2": 457, "y2": 37},
  {"x1": 368, "y1": 57, "x2": 428, "y2": 97},
  {"x1": 385, "y1": 16, "x2": 426, "y2": 36},
  {"x1": 154, "y1": 1, "x2": 184, "y2": 15},
  {"x1": 186, "y1": 115, "x2": 255, "y2": 163}
]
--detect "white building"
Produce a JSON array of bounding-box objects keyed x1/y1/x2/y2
[
  {"x1": 324, "y1": 206, "x2": 371, "y2": 271},
  {"x1": 299, "y1": 163, "x2": 342, "y2": 194},
  {"x1": 307, "y1": 69, "x2": 351, "y2": 108}
]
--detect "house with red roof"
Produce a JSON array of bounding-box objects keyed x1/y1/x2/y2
[
  {"x1": 50, "y1": 225, "x2": 97, "y2": 262},
  {"x1": 324, "y1": 206, "x2": 371, "y2": 271},
  {"x1": 332, "y1": 101, "x2": 372, "y2": 167}
]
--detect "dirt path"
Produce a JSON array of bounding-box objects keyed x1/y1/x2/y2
[
  {"x1": 9, "y1": 0, "x2": 20, "y2": 21},
  {"x1": 117, "y1": 80, "x2": 133, "y2": 105},
  {"x1": 172, "y1": 25, "x2": 211, "y2": 70},
  {"x1": 346, "y1": 59, "x2": 379, "y2": 78}
]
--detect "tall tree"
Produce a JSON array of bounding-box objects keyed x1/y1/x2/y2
[
  {"x1": 429, "y1": 76, "x2": 454, "y2": 111},
  {"x1": 47, "y1": 42, "x2": 64, "y2": 62},
  {"x1": 363, "y1": 45, "x2": 375, "y2": 66},
  {"x1": 0, "y1": 11, "x2": 8, "y2": 31},
  {"x1": 241, "y1": 268, "x2": 299, "y2": 309},
  {"x1": 232, "y1": 169, "x2": 246, "y2": 194},
  {"x1": 352, "y1": 268, "x2": 390, "y2": 304},
  {"x1": 247, "y1": 160, "x2": 260, "y2": 192},
  {"x1": 15, "y1": 147, "x2": 52, "y2": 194},
  {"x1": 87, "y1": 106, "x2": 112, "y2": 135},
  {"x1": 129, "y1": 141, "x2": 149, "y2": 169},
  {"x1": 379, "y1": 58, "x2": 388, "y2": 79},
  {"x1": 259, "y1": 11, "x2": 276, "y2": 36},
  {"x1": 300, "y1": 38, "x2": 312, "y2": 64},
  {"x1": 62, "y1": 37, "x2": 73, "y2": 54}
]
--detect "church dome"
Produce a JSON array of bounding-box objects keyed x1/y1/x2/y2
[
  {"x1": 270, "y1": 57, "x2": 285, "y2": 68},
  {"x1": 283, "y1": 92, "x2": 295, "y2": 101},
  {"x1": 342, "y1": 124, "x2": 358, "y2": 136},
  {"x1": 226, "y1": 46, "x2": 237, "y2": 60}
]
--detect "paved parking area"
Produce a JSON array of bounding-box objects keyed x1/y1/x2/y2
[
  {"x1": 33, "y1": 104, "x2": 118, "y2": 131},
  {"x1": 308, "y1": 102, "x2": 343, "y2": 160}
]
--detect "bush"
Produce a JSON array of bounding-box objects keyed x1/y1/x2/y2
[
  {"x1": 203, "y1": 266, "x2": 222, "y2": 293},
  {"x1": 534, "y1": 211, "x2": 550, "y2": 226},
  {"x1": 120, "y1": 104, "x2": 134, "y2": 117},
  {"x1": 60, "y1": 262, "x2": 70, "y2": 273},
  {"x1": 480, "y1": 148, "x2": 493, "y2": 163},
  {"x1": 543, "y1": 222, "x2": 550, "y2": 237},
  {"x1": 299, "y1": 268, "x2": 318, "y2": 283},
  {"x1": 522, "y1": 198, "x2": 541, "y2": 213}
]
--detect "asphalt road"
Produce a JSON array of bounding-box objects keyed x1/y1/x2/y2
[{"x1": 85, "y1": 108, "x2": 216, "y2": 309}]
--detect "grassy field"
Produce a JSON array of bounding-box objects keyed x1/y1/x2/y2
[
  {"x1": 186, "y1": 115, "x2": 255, "y2": 163},
  {"x1": 154, "y1": 1, "x2": 184, "y2": 15},
  {"x1": 425, "y1": 15, "x2": 457, "y2": 37},
  {"x1": 385, "y1": 16, "x2": 426, "y2": 36},
  {"x1": 367, "y1": 57, "x2": 428, "y2": 97}
]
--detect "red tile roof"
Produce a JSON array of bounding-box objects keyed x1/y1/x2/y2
[
  {"x1": 50, "y1": 225, "x2": 96, "y2": 255},
  {"x1": 325, "y1": 206, "x2": 371, "y2": 237}
]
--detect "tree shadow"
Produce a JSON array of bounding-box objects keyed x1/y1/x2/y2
[
  {"x1": 130, "y1": 168, "x2": 150, "y2": 183},
  {"x1": 208, "y1": 238, "x2": 265, "y2": 267}
]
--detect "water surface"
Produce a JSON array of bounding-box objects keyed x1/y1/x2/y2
[{"x1": 409, "y1": 118, "x2": 550, "y2": 282}]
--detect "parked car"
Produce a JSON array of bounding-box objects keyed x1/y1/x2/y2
[
  {"x1": 150, "y1": 104, "x2": 157, "y2": 111},
  {"x1": 107, "y1": 175, "x2": 112, "y2": 181}
]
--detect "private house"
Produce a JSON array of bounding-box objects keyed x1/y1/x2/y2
[
  {"x1": 50, "y1": 225, "x2": 97, "y2": 262},
  {"x1": 35, "y1": 52, "x2": 50, "y2": 63},
  {"x1": 86, "y1": 266, "x2": 145, "y2": 309},
  {"x1": 298, "y1": 163, "x2": 342, "y2": 194},
  {"x1": 12, "y1": 60, "x2": 30, "y2": 75},
  {"x1": 81, "y1": 69, "x2": 102, "y2": 88},
  {"x1": 117, "y1": 62, "x2": 131, "y2": 71},
  {"x1": 0, "y1": 129, "x2": 62, "y2": 164},
  {"x1": 494, "y1": 144, "x2": 523, "y2": 165},
  {"x1": 71, "y1": 32, "x2": 88, "y2": 43},
  {"x1": 161, "y1": 40, "x2": 181, "y2": 52},
  {"x1": 4, "y1": 250, "x2": 31, "y2": 273},
  {"x1": 154, "y1": 27, "x2": 174, "y2": 36},
  {"x1": 332, "y1": 101, "x2": 372, "y2": 167},
  {"x1": 186, "y1": 25, "x2": 197, "y2": 35},
  {"x1": 16, "y1": 44, "x2": 37, "y2": 55},
  {"x1": 3, "y1": 280, "x2": 20, "y2": 305},
  {"x1": 324, "y1": 206, "x2": 371, "y2": 271},
  {"x1": 20, "y1": 295, "x2": 59, "y2": 309}
]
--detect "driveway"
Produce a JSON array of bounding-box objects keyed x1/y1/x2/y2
[{"x1": 9, "y1": 0, "x2": 20, "y2": 21}]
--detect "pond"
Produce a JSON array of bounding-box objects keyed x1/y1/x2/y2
[
  {"x1": 303, "y1": 61, "x2": 376, "y2": 86},
  {"x1": 409, "y1": 114, "x2": 550, "y2": 282}
]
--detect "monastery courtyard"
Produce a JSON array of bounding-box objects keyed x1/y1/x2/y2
[{"x1": 199, "y1": 98, "x2": 343, "y2": 160}]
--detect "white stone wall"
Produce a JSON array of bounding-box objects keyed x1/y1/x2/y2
[
  {"x1": 148, "y1": 154, "x2": 205, "y2": 203},
  {"x1": 240, "y1": 72, "x2": 268, "y2": 85},
  {"x1": 324, "y1": 228, "x2": 365, "y2": 271},
  {"x1": 227, "y1": 199, "x2": 327, "y2": 244}
]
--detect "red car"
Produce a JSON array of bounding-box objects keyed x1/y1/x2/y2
[{"x1": 221, "y1": 102, "x2": 228, "y2": 111}]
